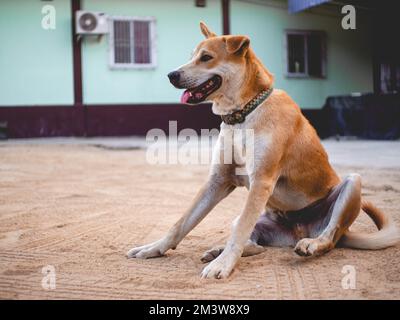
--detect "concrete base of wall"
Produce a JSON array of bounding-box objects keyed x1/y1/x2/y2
[{"x1": 0, "y1": 104, "x2": 326, "y2": 139}]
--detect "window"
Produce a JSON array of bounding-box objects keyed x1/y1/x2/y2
[
  {"x1": 285, "y1": 30, "x2": 326, "y2": 78},
  {"x1": 109, "y1": 17, "x2": 156, "y2": 69}
]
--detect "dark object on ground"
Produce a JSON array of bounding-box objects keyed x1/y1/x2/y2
[
  {"x1": 322, "y1": 93, "x2": 400, "y2": 140},
  {"x1": 0, "y1": 121, "x2": 8, "y2": 140}
]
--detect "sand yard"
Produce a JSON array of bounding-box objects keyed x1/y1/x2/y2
[{"x1": 0, "y1": 139, "x2": 399, "y2": 299}]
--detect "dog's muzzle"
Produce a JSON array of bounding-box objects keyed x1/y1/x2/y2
[{"x1": 167, "y1": 71, "x2": 181, "y2": 87}]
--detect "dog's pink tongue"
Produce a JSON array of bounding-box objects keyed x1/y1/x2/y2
[{"x1": 180, "y1": 90, "x2": 191, "y2": 104}]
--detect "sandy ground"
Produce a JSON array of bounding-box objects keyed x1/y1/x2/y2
[{"x1": 0, "y1": 140, "x2": 399, "y2": 299}]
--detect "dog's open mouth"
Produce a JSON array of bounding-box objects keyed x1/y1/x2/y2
[{"x1": 180, "y1": 75, "x2": 222, "y2": 104}]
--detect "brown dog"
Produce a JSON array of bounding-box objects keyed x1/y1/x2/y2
[{"x1": 127, "y1": 22, "x2": 399, "y2": 279}]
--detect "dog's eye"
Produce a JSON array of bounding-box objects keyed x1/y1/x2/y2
[{"x1": 200, "y1": 54, "x2": 213, "y2": 62}]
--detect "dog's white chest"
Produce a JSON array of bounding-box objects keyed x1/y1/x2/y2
[
  {"x1": 219, "y1": 124, "x2": 269, "y2": 178},
  {"x1": 221, "y1": 126, "x2": 251, "y2": 169}
]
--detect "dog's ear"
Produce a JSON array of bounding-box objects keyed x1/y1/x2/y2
[
  {"x1": 200, "y1": 21, "x2": 217, "y2": 39},
  {"x1": 225, "y1": 35, "x2": 250, "y2": 55}
]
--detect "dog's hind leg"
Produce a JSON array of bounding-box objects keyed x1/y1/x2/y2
[
  {"x1": 201, "y1": 211, "x2": 296, "y2": 263},
  {"x1": 201, "y1": 240, "x2": 266, "y2": 263},
  {"x1": 294, "y1": 174, "x2": 362, "y2": 257}
]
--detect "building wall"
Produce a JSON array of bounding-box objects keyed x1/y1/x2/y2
[
  {"x1": 0, "y1": 0, "x2": 373, "y2": 109},
  {"x1": 81, "y1": 0, "x2": 222, "y2": 104},
  {"x1": 231, "y1": 0, "x2": 373, "y2": 108},
  {"x1": 0, "y1": 0, "x2": 74, "y2": 106}
]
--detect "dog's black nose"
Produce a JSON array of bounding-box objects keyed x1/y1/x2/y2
[{"x1": 168, "y1": 71, "x2": 180, "y2": 84}]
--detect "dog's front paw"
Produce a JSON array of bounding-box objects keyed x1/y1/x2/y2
[
  {"x1": 201, "y1": 256, "x2": 235, "y2": 279},
  {"x1": 126, "y1": 240, "x2": 167, "y2": 259},
  {"x1": 294, "y1": 237, "x2": 333, "y2": 257}
]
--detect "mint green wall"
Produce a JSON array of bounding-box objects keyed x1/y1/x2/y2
[
  {"x1": 81, "y1": 0, "x2": 222, "y2": 104},
  {"x1": 0, "y1": 0, "x2": 74, "y2": 106},
  {"x1": 231, "y1": 0, "x2": 373, "y2": 108}
]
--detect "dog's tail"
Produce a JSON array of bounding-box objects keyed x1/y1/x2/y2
[{"x1": 340, "y1": 201, "x2": 400, "y2": 250}]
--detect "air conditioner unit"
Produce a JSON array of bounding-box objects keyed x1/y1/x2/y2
[{"x1": 76, "y1": 11, "x2": 109, "y2": 35}]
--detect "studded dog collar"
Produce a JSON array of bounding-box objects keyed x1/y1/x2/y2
[{"x1": 221, "y1": 87, "x2": 274, "y2": 125}]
